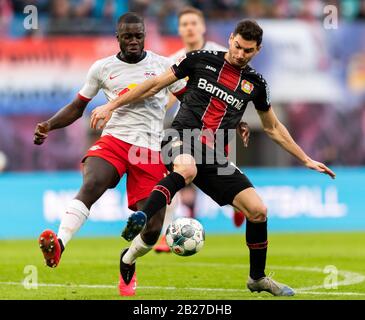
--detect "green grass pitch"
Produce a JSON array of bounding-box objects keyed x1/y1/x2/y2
[{"x1": 0, "y1": 233, "x2": 364, "y2": 300}]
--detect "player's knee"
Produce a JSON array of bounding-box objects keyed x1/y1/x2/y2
[
  {"x1": 173, "y1": 154, "x2": 197, "y2": 184},
  {"x1": 81, "y1": 175, "x2": 106, "y2": 195},
  {"x1": 247, "y1": 204, "x2": 267, "y2": 223},
  {"x1": 174, "y1": 163, "x2": 197, "y2": 184}
]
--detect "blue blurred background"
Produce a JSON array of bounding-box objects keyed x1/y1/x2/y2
[{"x1": 0, "y1": 0, "x2": 365, "y2": 238}]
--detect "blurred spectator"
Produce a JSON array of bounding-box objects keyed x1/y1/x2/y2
[
  {"x1": 288, "y1": 102, "x2": 365, "y2": 166},
  {"x1": 47, "y1": 0, "x2": 128, "y2": 35},
  {"x1": 269, "y1": 0, "x2": 293, "y2": 19},
  {"x1": 50, "y1": 0, "x2": 71, "y2": 19},
  {"x1": 6, "y1": 0, "x2": 365, "y2": 37},
  {"x1": 129, "y1": 0, "x2": 151, "y2": 16},
  {"x1": 156, "y1": 0, "x2": 182, "y2": 35},
  {"x1": 47, "y1": 0, "x2": 72, "y2": 35},
  {"x1": 296, "y1": 0, "x2": 324, "y2": 21},
  {"x1": 11, "y1": 0, "x2": 49, "y2": 14},
  {"x1": 0, "y1": 0, "x2": 13, "y2": 36},
  {"x1": 357, "y1": 0, "x2": 365, "y2": 19},
  {"x1": 90, "y1": 0, "x2": 128, "y2": 20},
  {"x1": 341, "y1": 0, "x2": 361, "y2": 20},
  {"x1": 241, "y1": 0, "x2": 269, "y2": 19},
  {"x1": 209, "y1": 0, "x2": 240, "y2": 19},
  {"x1": 72, "y1": 0, "x2": 93, "y2": 18}
]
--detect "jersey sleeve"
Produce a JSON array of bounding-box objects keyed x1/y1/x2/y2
[
  {"x1": 252, "y1": 76, "x2": 271, "y2": 111},
  {"x1": 161, "y1": 56, "x2": 187, "y2": 96},
  {"x1": 171, "y1": 51, "x2": 200, "y2": 79},
  {"x1": 168, "y1": 78, "x2": 187, "y2": 97},
  {"x1": 78, "y1": 60, "x2": 102, "y2": 101}
]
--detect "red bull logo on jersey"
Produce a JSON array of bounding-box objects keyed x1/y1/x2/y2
[
  {"x1": 241, "y1": 80, "x2": 254, "y2": 94},
  {"x1": 118, "y1": 83, "x2": 138, "y2": 96}
]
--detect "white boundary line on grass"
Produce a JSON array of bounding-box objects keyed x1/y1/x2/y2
[
  {"x1": 142, "y1": 261, "x2": 365, "y2": 293},
  {"x1": 1, "y1": 281, "x2": 365, "y2": 296},
  {"x1": 1, "y1": 264, "x2": 364, "y2": 297}
]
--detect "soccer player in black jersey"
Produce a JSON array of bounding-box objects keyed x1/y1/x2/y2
[{"x1": 91, "y1": 20, "x2": 335, "y2": 296}]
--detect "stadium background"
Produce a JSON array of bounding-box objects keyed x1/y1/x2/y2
[{"x1": 1, "y1": 0, "x2": 365, "y2": 301}]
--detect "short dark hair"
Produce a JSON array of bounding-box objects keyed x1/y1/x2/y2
[
  {"x1": 233, "y1": 20, "x2": 263, "y2": 46},
  {"x1": 178, "y1": 6, "x2": 205, "y2": 22},
  {"x1": 117, "y1": 12, "x2": 144, "y2": 27}
]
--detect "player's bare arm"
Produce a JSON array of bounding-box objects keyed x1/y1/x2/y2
[
  {"x1": 257, "y1": 107, "x2": 336, "y2": 179},
  {"x1": 90, "y1": 69, "x2": 178, "y2": 130},
  {"x1": 33, "y1": 96, "x2": 88, "y2": 145}
]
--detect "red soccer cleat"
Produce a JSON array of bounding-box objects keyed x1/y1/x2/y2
[
  {"x1": 233, "y1": 209, "x2": 246, "y2": 228},
  {"x1": 153, "y1": 235, "x2": 171, "y2": 253},
  {"x1": 38, "y1": 230, "x2": 62, "y2": 268},
  {"x1": 119, "y1": 273, "x2": 137, "y2": 296},
  {"x1": 119, "y1": 249, "x2": 137, "y2": 296}
]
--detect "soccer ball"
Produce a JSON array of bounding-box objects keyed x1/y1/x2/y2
[{"x1": 165, "y1": 218, "x2": 205, "y2": 256}]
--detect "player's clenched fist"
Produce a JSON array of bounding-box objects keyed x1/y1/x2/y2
[
  {"x1": 90, "y1": 104, "x2": 113, "y2": 130},
  {"x1": 237, "y1": 121, "x2": 250, "y2": 148},
  {"x1": 34, "y1": 121, "x2": 50, "y2": 145}
]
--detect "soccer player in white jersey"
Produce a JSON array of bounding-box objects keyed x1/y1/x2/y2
[
  {"x1": 169, "y1": 7, "x2": 227, "y2": 62},
  {"x1": 33, "y1": 13, "x2": 185, "y2": 296},
  {"x1": 154, "y1": 6, "x2": 249, "y2": 253}
]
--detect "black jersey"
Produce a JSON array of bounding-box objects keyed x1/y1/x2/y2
[{"x1": 171, "y1": 50, "x2": 271, "y2": 143}]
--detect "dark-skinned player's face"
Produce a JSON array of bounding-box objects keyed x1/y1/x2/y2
[{"x1": 117, "y1": 23, "x2": 145, "y2": 60}]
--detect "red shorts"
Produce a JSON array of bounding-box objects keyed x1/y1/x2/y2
[{"x1": 83, "y1": 135, "x2": 167, "y2": 210}]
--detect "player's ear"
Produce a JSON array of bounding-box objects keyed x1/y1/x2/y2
[
  {"x1": 228, "y1": 33, "x2": 234, "y2": 46},
  {"x1": 257, "y1": 44, "x2": 262, "y2": 53}
]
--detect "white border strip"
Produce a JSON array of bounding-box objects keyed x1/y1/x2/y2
[{"x1": 1, "y1": 281, "x2": 365, "y2": 297}]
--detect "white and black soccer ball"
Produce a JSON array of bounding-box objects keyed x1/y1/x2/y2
[{"x1": 165, "y1": 218, "x2": 205, "y2": 256}]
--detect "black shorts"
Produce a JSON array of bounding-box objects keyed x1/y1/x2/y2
[{"x1": 161, "y1": 129, "x2": 253, "y2": 206}]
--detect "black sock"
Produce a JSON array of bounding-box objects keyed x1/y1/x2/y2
[
  {"x1": 143, "y1": 172, "x2": 186, "y2": 219},
  {"x1": 246, "y1": 219, "x2": 268, "y2": 280},
  {"x1": 58, "y1": 238, "x2": 65, "y2": 254}
]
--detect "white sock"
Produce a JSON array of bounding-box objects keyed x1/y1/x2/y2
[
  {"x1": 122, "y1": 234, "x2": 152, "y2": 265},
  {"x1": 161, "y1": 203, "x2": 175, "y2": 235},
  {"x1": 57, "y1": 199, "x2": 90, "y2": 247}
]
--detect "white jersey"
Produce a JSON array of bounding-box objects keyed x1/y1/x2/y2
[
  {"x1": 79, "y1": 50, "x2": 185, "y2": 151},
  {"x1": 169, "y1": 41, "x2": 227, "y2": 62}
]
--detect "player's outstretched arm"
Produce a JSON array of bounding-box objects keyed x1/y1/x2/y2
[
  {"x1": 33, "y1": 96, "x2": 88, "y2": 145},
  {"x1": 257, "y1": 107, "x2": 336, "y2": 179},
  {"x1": 90, "y1": 69, "x2": 178, "y2": 130}
]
